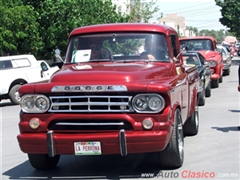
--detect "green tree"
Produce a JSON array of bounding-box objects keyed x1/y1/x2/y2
[
  {"x1": 22, "y1": 0, "x2": 129, "y2": 59},
  {"x1": 215, "y1": 0, "x2": 240, "y2": 39},
  {"x1": 198, "y1": 29, "x2": 229, "y2": 43},
  {"x1": 128, "y1": 0, "x2": 159, "y2": 23},
  {"x1": 1, "y1": 0, "x2": 160, "y2": 58},
  {"x1": 186, "y1": 26, "x2": 199, "y2": 37},
  {"x1": 0, "y1": 4, "x2": 42, "y2": 56}
]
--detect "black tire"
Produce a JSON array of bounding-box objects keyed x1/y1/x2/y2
[
  {"x1": 219, "y1": 75, "x2": 223, "y2": 83},
  {"x1": 28, "y1": 154, "x2": 60, "y2": 170},
  {"x1": 183, "y1": 105, "x2": 199, "y2": 136},
  {"x1": 9, "y1": 84, "x2": 22, "y2": 105},
  {"x1": 198, "y1": 90, "x2": 205, "y2": 106},
  {"x1": 205, "y1": 82, "x2": 211, "y2": 98},
  {"x1": 158, "y1": 109, "x2": 184, "y2": 168},
  {"x1": 223, "y1": 69, "x2": 230, "y2": 76},
  {"x1": 211, "y1": 79, "x2": 219, "y2": 88}
]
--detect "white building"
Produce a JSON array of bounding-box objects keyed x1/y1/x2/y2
[
  {"x1": 158, "y1": 13, "x2": 195, "y2": 37},
  {"x1": 111, "y1": 0, "x2": 131, "y2": 15}
]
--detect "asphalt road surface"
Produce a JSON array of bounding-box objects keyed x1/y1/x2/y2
[{"x1": 1, "y1": 58, "x2": 240, "y2": 180}]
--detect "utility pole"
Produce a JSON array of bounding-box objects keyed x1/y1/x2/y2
[{"x1": 177, "y1": 25, "x2": 180, "y2": 36}]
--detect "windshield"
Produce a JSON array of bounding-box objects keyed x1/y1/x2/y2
[
  {"x1": 65, "y1": 33, "x2": 170, "y2": 63},
  {"x1": 180, "y1": 39, "x2": 214, "y2": 51},
  {"x1": 182, "y1": 54, "x2": 200, "y2": 66}
]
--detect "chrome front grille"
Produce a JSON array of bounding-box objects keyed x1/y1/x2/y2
[{"x1": 48, "y1": 95, "x2": 133, "y2": 112}]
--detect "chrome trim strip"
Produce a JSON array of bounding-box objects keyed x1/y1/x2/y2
[
  {"x1": 55, "y1": 122, "x2": 124, "y2": 126},
  {"x1": 47, "y1": 131, "x2": 55, "y2": 157},
  {"x1": 119, "y1": 129, "x2": 127, "y2": 156},
  {"x1": 49, "y1": 109, "x2": 131, "y2": 113}
]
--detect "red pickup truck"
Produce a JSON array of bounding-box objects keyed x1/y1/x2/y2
[
  {"x1": 17, "y1": 23, "x2": 199, "y2": 170},
  {"x1": 180, "y1": 36, "x2": 224, "y2": 88}
]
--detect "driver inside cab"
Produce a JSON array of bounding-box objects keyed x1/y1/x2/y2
[{"x1": 140, "y1": 36, "x2": 169, "y2": 61}]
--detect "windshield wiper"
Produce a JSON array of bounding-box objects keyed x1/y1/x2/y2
[
  {"x1": 64, "y1": 62, "x2": 77, "y2": 65},
  {"x1": 90, "y1": 58, "x2": 112, "y2": 62}
]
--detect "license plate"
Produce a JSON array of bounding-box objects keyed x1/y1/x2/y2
[{"x1": 74, "y1": 142, "x2": 101, "y2": 155}]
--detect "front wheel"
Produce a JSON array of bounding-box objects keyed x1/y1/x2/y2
[
  {"x1": 198, "y1": 89, "x2": 205, "y2": 106},
  {"x1": 211, "y1": 79, "x2": 219, "y2": 88},
  {"x1": 9, "y1": 84, "x2": 21, "y2": 105},
  {"x1": 223, "y1": 69, "x2": 230, "y2": 76},
  {"x1": 205, "y1": 82, "x2": 211, "y2": 98},
  {"x1": 28, "y1": 154, "x2": 60, "y2": 170},
  {"x1": 219, "y1": 75, "x2": 223, "y2": 83},
  {"x1": 158, "y1": 109, "x2": 184, "y2": 168}
]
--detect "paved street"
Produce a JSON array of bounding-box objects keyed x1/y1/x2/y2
[{"x1": 1, "y1": 58, "x2": 240, "y2": 180}]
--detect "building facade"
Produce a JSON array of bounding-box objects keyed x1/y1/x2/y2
[{"x1": 158, "y1": 13, "x2": 195, "y2": 37}]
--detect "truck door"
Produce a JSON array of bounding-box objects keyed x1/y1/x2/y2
[{"x1": 170, "y1": 34, "x2": 188, "y2": 121}]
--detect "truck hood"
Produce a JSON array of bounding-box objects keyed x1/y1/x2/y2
[
  {"x1": 50, "y1": 62, "x2": 172, "y2": 84},
  {"x1": 198, "y1": 50, "x2": 220, "y2": 61}
]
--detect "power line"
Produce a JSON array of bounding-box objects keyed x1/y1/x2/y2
[
  {"x1": 160, "y1": 6, "x2": 221, "y2": 18},
  {"x1": 153, "y1": 1, "x2": 225, "y2": 30},
  {"x1": 187, "y1": 19, "x2": 221, "y2": 22},
  {"x1": 160, "y1": 2, "x2": 214, "y2": 13}
]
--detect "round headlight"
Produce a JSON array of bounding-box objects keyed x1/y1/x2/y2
[
  {"x1": 133, "y1": 96, "x2": 148, "y2": 111},
  {"x1": 132, "y1": 94, "x2": 165, "y2": 113},
  {"x1": 22, "y1": 97, "x2": 34, "y2": 110},
  {"x1": 20, "y1": 94, "x2": 50, "y2": 113},
  {"x1": 35, "y1": 97, "x2": 49, "y2": 111},
  {"x1": 209, "y1": 60, "x2": 217, "y2": 67},
  {"x1": 148, "y1": 96, "x2": 164, "y2": 111}
]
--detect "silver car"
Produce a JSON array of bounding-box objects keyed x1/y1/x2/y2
[{"x1": 217, "y1": 44, "x2": 232, "y2": 76}]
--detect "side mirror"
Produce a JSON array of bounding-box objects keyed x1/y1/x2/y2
[
  {"x1": 180, "y1": 45, "x2": 187, "y2": 51},
  {"x1": 173, "y1": 57, "x2": 180, "y2": 63},
  {"x1": 54, "y1": 49, "x2": 64, "y2": 63},
  {"x1": 55, "y1": 49, "x2": 60, "y2": 55}
]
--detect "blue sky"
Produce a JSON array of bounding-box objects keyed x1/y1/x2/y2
[{"x1": 150, "y1": 0, "x2": 227, "y2": 31}]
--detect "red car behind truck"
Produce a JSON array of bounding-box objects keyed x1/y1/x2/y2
[
  {"x1": 180, "y1": 36, "x2": 224, "y2": 88},
  {"x1": 17, "y1": 23, "x2": 199, "y2": 170}
]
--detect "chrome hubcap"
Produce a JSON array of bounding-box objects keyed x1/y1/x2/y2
[
  {"x1": 15, "y1": 91, "x2": 21, "y2": 102},
  {"x1": 195, "y1": 105, "x2": 199, "y2": 129},
  {"x1": 177, "y1": 116, "x2": 184, "y2": 161}
]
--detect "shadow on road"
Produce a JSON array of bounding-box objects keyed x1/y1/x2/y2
[
  {"x1": 229, "y1": 109, "x2": 240, "y2": 113},
  {"x1": 3, "y1": 153, "x2": 175, "y2": 179},
  {"x1": 211, "y1": 126, "x2": 240, "y2": 132}
]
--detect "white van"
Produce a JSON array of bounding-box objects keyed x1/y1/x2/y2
[{"x1": 0, "y1": 54, "x2": 59, "y2": 104}]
